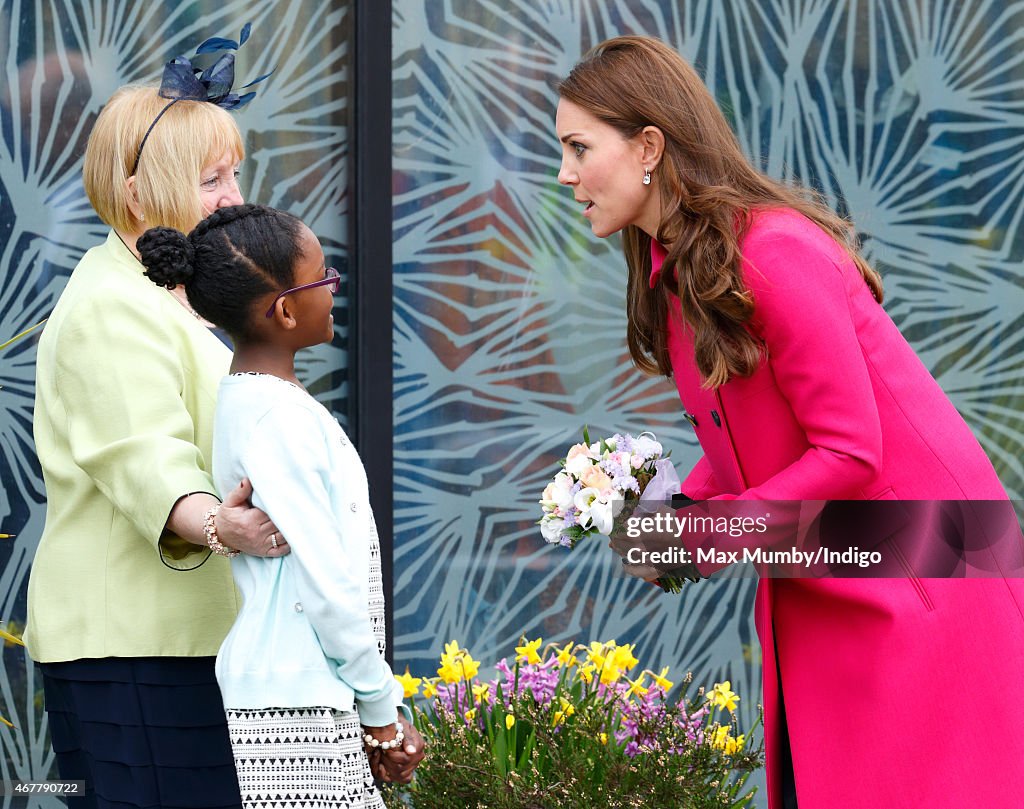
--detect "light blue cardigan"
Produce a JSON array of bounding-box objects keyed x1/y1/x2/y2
[{"x1": 212, "y1": 373, "x2": 405, "y2": 727}]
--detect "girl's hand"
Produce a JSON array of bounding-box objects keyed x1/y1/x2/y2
[
  {"x1": 365, "y1": 721, "x2": 425, "y2": 784},
  {"x1": 216, "y1": 478, "x2": 291, "y2": 557}
]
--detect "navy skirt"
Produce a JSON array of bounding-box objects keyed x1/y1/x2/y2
[{"x1": 40, "y1": 657, "x2": 242, "y2": 809}]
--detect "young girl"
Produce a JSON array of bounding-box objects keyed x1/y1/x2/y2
[{"x1": 138, "y1": 204, "x2": 424, "y2": 809}]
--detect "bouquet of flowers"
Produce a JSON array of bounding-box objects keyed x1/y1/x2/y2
[
  {"x1": 380, "y1": 637, "x2": 762, "y2": 809},
  {"x1": 538, "y1": 427, "x2": 696, "y2": 591}
]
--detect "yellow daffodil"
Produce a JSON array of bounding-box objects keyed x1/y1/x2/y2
[
  {"x1": 515, "y1": 637, "x2": 543, "y2": 665},
  {"x1": 651, "y1": 666, "x2": 673, "y2": 691},
  {"x1": 710, "y1": 724, "x2": 731, "y2": 750},
  {"x1": 710, "y1": 724, "x2": 745, "y2": 755},
  {"x1": 626, "y1": 674, "x2": 648, "y2": 698},
  {"x1": 726, "y1": 734, "x2": 746, "y2": 755},
  {"x1": 599, "y1": 732, "x2": 608, "y2": 745},
  {"x1": 395, "y1": 666, "x2": 422, "y2": 699},
  {"x1": 505, "y1": 714, "x2": 515, "y2": 730},
  {"x1": 472, "y1": 683, "x2": 491, "y2": 704},
  {"x1": 585, "y1": 641, "x2": 609, "y2": 670},
  {"x1": 437, "y1": 640, "x2": 481, "y2": 683},
  {"x1": 555, "y1": 643, "x2": 578, "y2": 668},
  {"x1": 578, "y1": 663, "x2": 596, "y2": 684},
  {"x1": 464, "y1": 708, "x2": 476, "y2": 722},
  {"x1": 610, "y1": 643, "x2": 639, "y2": 673},
  {"x1": 708, "y1": 681, "x2": 739, "y2": 713},
  {"x1": 599, "y1": 663, "x2": 623, "y2": 686},
  {"x1": 422, "y1": 679, "x2": 438, "y2": 699},
  {"x1": 552, "y1": 697, "x2": 576, "y2": 726}
]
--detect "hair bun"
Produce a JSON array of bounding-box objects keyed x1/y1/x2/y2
[{"x1": 138, "y1": 227, "x2": 196, "y2": 289}]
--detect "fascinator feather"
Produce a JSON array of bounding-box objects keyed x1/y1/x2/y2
[{"x1": 131, "y1": 23, "x2": 273, "y2": 176}]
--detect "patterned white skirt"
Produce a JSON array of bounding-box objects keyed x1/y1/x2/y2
[{"x1": 227, "y1": 707, "x2": 385, "y2": 809}]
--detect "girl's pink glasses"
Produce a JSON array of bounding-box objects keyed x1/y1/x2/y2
[{"x1": 265, "y1": 267, "x2": 340, "y2": 317}]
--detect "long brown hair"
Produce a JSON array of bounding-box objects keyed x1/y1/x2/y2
[{"x1": 557, "y1": 36, "x2": 882, "y2": 387}]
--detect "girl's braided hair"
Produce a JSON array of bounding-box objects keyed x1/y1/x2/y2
[{"x1": 138, "y1": 203, "x2": 304, "y2": 339}]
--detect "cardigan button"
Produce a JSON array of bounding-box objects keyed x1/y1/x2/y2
[
  {"x1": 711, "y1": 410, "x2": 721, "y2": 428},
  {"x1": 350, "y1": 503, "x2": 358, "y2": 512},
  {"x1": 294, "y1": 602, "x2": 303, "y2": 613}
]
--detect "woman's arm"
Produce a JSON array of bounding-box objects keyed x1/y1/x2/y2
[
  {"x1": 165, "y1": 481, "x2": 290, "y2": 557},
  {"x1": 54, "y1": 284, "x2": 289, "y2": 557},
  {"x1": 723, "y1": 219, "x2": 883, "y2": 501}
]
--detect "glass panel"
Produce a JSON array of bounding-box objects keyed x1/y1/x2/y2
[
  {"x1": 392, "y1": 3, "x2": 1024, "y2": 802},
  {"x1": 0, "y1": 0, "x2": 351, "y2": 780}
]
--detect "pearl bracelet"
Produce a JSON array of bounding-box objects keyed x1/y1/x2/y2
[
  {"x1": 203, "y1": 504, "x2": 240, "y2": 558},
  {"x1": 363, "y1": 721, "x2": 404, "y2": 751}
]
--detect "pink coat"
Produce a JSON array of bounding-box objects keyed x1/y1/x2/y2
[{"x1": 652, "y1": 209, "x2": 1024, "y2": 808}]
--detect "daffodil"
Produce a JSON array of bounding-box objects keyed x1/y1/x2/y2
[
  {"x1": 578, "y1": 663, "x2": 596, "y2": 684},
  {"x1": 599, "y1": 732, "x2": 608, "y2": 744},
  {"x1": 555, "y1": 643, "x2": 578, "y2": 668},
  {"x1": 709, "y1": 724, "x2": 745, "y2": 755},
  {"x1": 422, "y1": 679, "x2": 438, "y2": 699},
  {"x1": 599, "y1": 663, "x2": 623, "y2": 686},
  {"x1": 710, "y1": 724, "x2": 731, "y2": 750},
  {"x1": 395, "y1": 666, "x2": 422, "y2": 699},
  {"x1": 585, "y1": 640, "x2": 610, "y2": 671},
  {"x1": 626, "y1": 674, "x2": 648, "y2": 698},
  {"x1": 610, "y1": 643, "x2": 639, "y2": 673},
  {"x1": 437, "y1": 640, "x2": 481, "y2": 683},
  {"x1": 505, "y1": 714, "x2": 515, "y2": 730},
  {"x1": 708, "y1": 681, "x2": 739, "y2": 713},
  {"x1": 651, "y1": 666, "x2": 673, "y2": 691},
  {"x1": 552, "y1": 696, "x2": 577, "y2": 726},
  {"x1": 726, "y1": 734, "x2": 746, "y2": 755},
  {"x1": 515, "y1": 637, "x2": 543, "y2": 665},
  {"x1": 464, "y1": 708, "x2": 476, "y2": 722},
  {"x1": 472, "y1": 683, "x2": 491, "y2": 704}
]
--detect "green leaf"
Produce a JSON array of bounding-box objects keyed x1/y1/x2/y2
[
  {"x1": 492, "y1": 720, "x2": 509, "y2": 777},
  {"x1": 0, "y1": 319, "x2": 46, "y2": 351}
]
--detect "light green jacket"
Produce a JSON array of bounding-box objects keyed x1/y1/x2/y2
[{"x1": 26, "y1": 231, "x2": 240, "y2": 662}]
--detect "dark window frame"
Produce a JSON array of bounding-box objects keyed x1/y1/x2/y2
[{"x1": 351, "y1": 0, "x2": 394, "y2": 662}]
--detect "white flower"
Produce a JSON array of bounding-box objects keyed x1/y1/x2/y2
[
  {"x1": 565, "y1": 453, "x2": 594, "y2": 476},
  {"x1": 589, "y1": 495, "x2": 616, "y2": 535},
  {"x1": 573, "y1": 487, "x2": 600, "y2": 529},
  {"x1": 540, "y1": 473, "x2": 575, "y2": 512},
  {"x1": 631, "y1": 434, "x2": 663, "y2": 460},
  {"x1": 540, "y1": 516, "x2": 565, "y2": 544}
]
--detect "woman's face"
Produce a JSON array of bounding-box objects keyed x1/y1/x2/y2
[
  {"x1": 199, "y1": 150, "x2": 244, "y2": 214},
  {"x1": 288, "y1": 224, "x2": 336, "y2": 346},
  {"x1": 555, "y1": 98, "x2": 658, "y2": 238}
]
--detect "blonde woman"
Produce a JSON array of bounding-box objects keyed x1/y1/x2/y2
[{"x1": 27, "y1": 62, "x2": 284, "y2": 809}]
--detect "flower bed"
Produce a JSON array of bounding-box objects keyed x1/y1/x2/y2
[{"x1": 382, "y1": 638, "x2": 762, "y2": 808}]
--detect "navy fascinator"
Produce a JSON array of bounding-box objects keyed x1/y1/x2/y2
[{"x1": 131, "y1": 23, "x2": 273, "y2": 176}]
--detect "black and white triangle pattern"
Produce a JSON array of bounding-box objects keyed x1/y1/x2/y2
[{"x1": 227, "y1": 707, "x2": 384, "y2": 809}]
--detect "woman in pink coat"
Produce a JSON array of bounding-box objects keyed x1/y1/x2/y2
[{"x1": 555, "y1": 36, "x2": 1024, "y2": 809}]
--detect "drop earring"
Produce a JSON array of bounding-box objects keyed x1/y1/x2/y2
[{"x1": 642, "y1": 168, "x2": 651, "y2": 186}]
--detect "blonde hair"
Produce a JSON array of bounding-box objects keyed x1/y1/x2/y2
[
  {"x1": 83, "y1": 85, "x2": 244, "y2": 233},
  {"x1": 559, "y1": 37, "x2": 883, "y2": 387}
]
